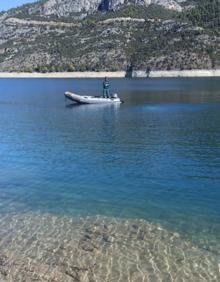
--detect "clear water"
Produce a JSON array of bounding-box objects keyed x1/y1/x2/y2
[{"x1": 0, "y1": 78, "x2": 220, "y2": 280}]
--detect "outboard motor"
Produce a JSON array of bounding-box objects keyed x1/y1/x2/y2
[{"x1": 112, "y1": 93, "x2": 118, "y2": 99}]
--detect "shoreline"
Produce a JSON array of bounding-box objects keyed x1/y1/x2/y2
[
  {"x1": 0, "y1": 69, "x2": 220, "y2": 78},
  {"x1": 0, "y1": 71, "x2": 126, "y2": 78}
]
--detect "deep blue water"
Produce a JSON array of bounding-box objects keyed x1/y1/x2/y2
[{"x1": 0, "y1": 78, "x2": 220, "y2": 249}]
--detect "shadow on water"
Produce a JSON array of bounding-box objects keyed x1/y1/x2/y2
[{"x1": 65, "y1": 103, "x2": 82, "y2": 108}]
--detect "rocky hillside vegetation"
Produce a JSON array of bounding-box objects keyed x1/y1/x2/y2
[{"x1": 0, "y1": 0, "x2": 219, "y2": 72}]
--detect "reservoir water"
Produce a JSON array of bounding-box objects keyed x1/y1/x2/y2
[{"x1": 0, "y1": 78, "x2": 220, "y2": 281}]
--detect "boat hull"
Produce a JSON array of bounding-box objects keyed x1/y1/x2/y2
[{"x1": 65, "y1": 92, "x2": 122, "y2": 104}]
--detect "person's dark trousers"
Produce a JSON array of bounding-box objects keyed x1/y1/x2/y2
[{"x1": 103, "y1": 89, "x2": 110, "y2": 98}]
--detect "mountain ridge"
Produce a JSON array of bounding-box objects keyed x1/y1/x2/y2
[{"x1": 7, "y1": 0, "x2": 185, "y2": 17}]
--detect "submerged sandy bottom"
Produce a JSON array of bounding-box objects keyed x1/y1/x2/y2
[{"x1": 0, "y1": 213, "x2": 219, "y2": 282}]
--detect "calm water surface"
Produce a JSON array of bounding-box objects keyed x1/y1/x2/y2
[{"x1": 0, "y1": 78, "x2": 220, "y2": 280}]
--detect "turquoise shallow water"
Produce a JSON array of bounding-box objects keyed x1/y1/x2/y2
[{"x1": 0, "y1": 78, "x2": 220, "y2": 280}]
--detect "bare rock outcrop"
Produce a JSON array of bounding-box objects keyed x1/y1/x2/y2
[{"x1": 27, "y1": 0, "x2": 185, "y2": 18}]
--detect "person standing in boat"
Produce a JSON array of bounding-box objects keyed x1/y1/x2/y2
[{"x1": 103, "y1": 77, "x2": 110, "y2": 98}]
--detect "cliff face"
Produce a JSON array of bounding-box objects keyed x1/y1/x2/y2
[{"x1": 25, "y1": 0, "x2": 184, "y2": 18}]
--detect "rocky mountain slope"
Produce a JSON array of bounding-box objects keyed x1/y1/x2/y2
[
  {"x1": 0, "y1": 0, "x2": 219, "y2": 72},
  {"x1": 5, "y1": 0, "x2": 185, "y2": 18}
]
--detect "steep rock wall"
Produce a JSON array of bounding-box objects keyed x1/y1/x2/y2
[{"x1": 29, "y1": 0, "x2": 184, "y2": 17}]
